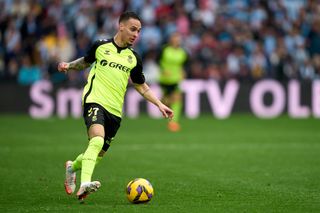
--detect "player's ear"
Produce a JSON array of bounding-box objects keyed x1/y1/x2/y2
[{"x1": 119, "y1": 22, "x2": 124, "y2": 31}]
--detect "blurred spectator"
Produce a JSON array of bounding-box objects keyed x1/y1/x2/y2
[
  {"x1": 189, "y1": 59, "x2": 204, "y2": 79},
  {"x1": 138, "y1": 22, "x2": 162, "y2": 54},
  {"x1": 17, "y1": 54, "x2": 42, "y2": 85},
  {"x1": 0, "y1": 0, "x2": 319, "y2": 84},
  {"x1": 5, "y1": 58, "x2": 19, "y2": 82},
  {"x1": 226, "y1": 45, "x2": 249, "y2": 80},
  {"x1": 299, "y1": 59, "x2": 316, "y2": 80},
  {"x1": 175, "y1": 7, "x2": 190, "y2": 36},
  {"x1": 307, "y1": 20, "x2": 320, "y2": 57},
  {"x1": 312, "y1": 55, "x2": 320, "y2": 78},
  {"x1": 143, "y1": 50, "x2": 160, "y2": 84},
  {"x1": 4, "y1": 17, "x2": 22, "y2": 57},
  {"x1": 284, "y1": 27, "x2": 305, "y2": 54},
  {"x1": 205, "y1": 63, "x2": 222, "y2": 80},
  {"x1": 249, "y1": 43, "x2": 268, "y2": 80},
  {"x1": 270, "y1": 41, "x2": 289, "y2": 81}
]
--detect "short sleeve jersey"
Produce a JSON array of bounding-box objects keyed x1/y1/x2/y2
[
  {"x1": 159, "y1": 45, "x2": 188, "y2": 84},
  {"x1": 82, "y1": 38, "x2": 145, "y2": 117}
]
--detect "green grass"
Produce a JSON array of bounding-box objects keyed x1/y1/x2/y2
[{"x1": 0, "y1": 114, "x2": 319, "y2": 212}]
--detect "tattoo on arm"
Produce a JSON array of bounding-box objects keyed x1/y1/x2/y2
[
  {"x1": 68, "y1": 57, "x2": 91, "y2": 71},
  {"x1": 141, "y1": 88, "x2": 150, "y2": 97}
]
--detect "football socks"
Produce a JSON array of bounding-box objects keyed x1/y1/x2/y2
[
  {"x1": 72, "y1": 154, "x2": 103, "y2": 172},
  {"x1": 81, "y1": 136, "x2": 104, "y2": 183},
  {"x1": 72, "y1": 153, "x2": 83, "y2": 171},
  {"x1": 171, "y1": 100, "x2": 182, "y2": 122}
]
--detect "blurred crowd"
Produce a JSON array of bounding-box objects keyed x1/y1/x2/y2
[{"x1": 0, "y1": 0, "x2": 320, "y2": 86}]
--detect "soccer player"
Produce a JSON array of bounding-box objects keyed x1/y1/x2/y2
[
  {"x1": 58, "y1": 11, "x2": 173, "y2": 202},
  {"x1": 158, "y1": 32, "x2": 188, "y2": 132}
]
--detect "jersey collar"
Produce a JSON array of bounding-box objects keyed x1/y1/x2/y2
[{"x1": 112, "y1": 38, "x2": 130, "y2": 53}]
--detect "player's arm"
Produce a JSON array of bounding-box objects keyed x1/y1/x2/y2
[
  {"x1": 131, "y1": 50, "x2": 173, "y2": 119},
  {"x1": 134, "y1": 83, "x2": 173, "y2": 119},
  {"x1": 58, "y1": 57, "x2": 91, "y2": 72},
  {"x1": 58, "y1": 39, "x2": 108, "y2": 73}
]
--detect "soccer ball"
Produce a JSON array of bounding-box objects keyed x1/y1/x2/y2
[{"x1": 126, "y1": 178, "x2": 154, "y2": 204}]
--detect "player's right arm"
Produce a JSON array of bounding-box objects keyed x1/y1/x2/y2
[
  {"x1": 58, "y1": 57, "x2": 91, "y2": 73},
  {"x1": 58, "y1": 39, "x2": 109, "y2": 73}
]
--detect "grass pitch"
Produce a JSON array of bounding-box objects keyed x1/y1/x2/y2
[{"x1": 0, "y1": 114, "x2": 319, "y2": 212}]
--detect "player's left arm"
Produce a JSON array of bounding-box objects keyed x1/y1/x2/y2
[
  {"x1": 134, "y1": 83, "x2": 173, "y2": 119},
  {"x1": 130, "y1": 50, "x2": 173, "y2": 119}
]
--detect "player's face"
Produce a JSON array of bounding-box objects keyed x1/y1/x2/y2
[
  {"x1": 170, "y1": 33, "x2": 181, "y2": 47},
  {"x1": 120, "y1": 18, "x2": 141, "y2": 46}
]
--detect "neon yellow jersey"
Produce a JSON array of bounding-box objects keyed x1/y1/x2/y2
[
  {"x1": 82, "y1": 39, "x2": 145, "y2": 117},
  {"x1": 159, "y1": 45, "x2": 188, "y2": 85}
]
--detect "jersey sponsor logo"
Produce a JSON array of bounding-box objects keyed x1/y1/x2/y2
[
  {"x1": 104, "y1": 49, "x2": 110, "y2": 55},
  {"x1": 99, "y1": 59, "x2": 131, "y2": 73},
  {"x1": 100, "y1": 59, "x2": 108, "y2": 66}
]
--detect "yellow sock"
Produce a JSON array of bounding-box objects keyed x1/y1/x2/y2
[
  {"x1": 72, "y1": 154, "x2": 83, "y2": 171},
  {"x1": 72, "y1": 154, "x2": 103, "y2": 172},
  {"x1": 81, "y1": 136, "x2": 104, "y2": 183},
  {"x1": 172, "y1": 101, "x2": 182, "y2": 122}
]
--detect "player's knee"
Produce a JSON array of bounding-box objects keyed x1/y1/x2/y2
[{"x1": 88, "y1": 124, "x2": 105, "y2": 138}]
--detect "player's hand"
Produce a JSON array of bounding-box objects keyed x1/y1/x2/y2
[
  {"x1": 159, "y1": 103, "x2": 174, "y2": 119},
  {"x1": 57, "y1": 62, "x2": 70, "y2": 73}
]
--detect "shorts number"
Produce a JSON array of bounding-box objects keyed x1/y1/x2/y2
[{"x1": 88, "y1": 107, "x2": 99, "y2": 117}]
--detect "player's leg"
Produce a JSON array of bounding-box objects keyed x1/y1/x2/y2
[
  {"x1": 64, "y1": 160, "x2": 77, "y2": 195},
  {"x1": 77, "y1": 124, "x2": 104, "y2": 201},
  {"x1": 71, "y1": 153, "x2": 103, "y2": 172},
  {"x1": 160, "y1": 83, "x2": 170, "y2": 106},
  {"x1": 69, "y1": 103, "x2": 104, "y2": 200},
  {"x1": 81, "y1": 124, "x2": 104, "y2": 183},
  {"x1": 65, "y1": 104, "x2": 105, "y2": 196},
  {"x1": 167, "y1": 85, "x2": 182, "y2": 132},
  {"x1": 65, "y1": 150, "x2": 103, "y2": 195},
  {"x1": 160, "y1": 83, "x2": 179, "y2": 131},
  {"x1": 77, "y1": 105, "x2": 121, "y2": 201},
  {"x1": 170, "y1": 90, "x2": 182, "y2": 123},
  {"x1": 76, "y1": 105, "x2": 121, "y2": 201},
  {"x1": 65, "y1": 152, "x2": 103, "y2": 195},
  {"x1": 71, "y1": 154, "x2": 83, "y2": 171},
  {"x1": 65, "y1": 154, "x2": 103, "y2": 195},
  {"x1": 80, "y1": 104, "x2": 106, "y2": 184}
]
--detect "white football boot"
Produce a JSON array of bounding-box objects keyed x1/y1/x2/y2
[
  {"x1": 64, "y1": 161, "x2": 76, "y2": 195},
  {"x1": 77, "y1": 181, "x2": 101, "y2": 202}
]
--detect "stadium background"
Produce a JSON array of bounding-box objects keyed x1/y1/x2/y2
[
  {"x1": 0, "y1": 0, "x2": 319, "y2": 117},
  {"x1": 0, "y1": 0, "x2": 319, "y2": 212}
]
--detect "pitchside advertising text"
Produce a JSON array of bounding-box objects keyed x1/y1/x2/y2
[{"x1": 26, "y1": 79, "x2": 320, "y2": 119}]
